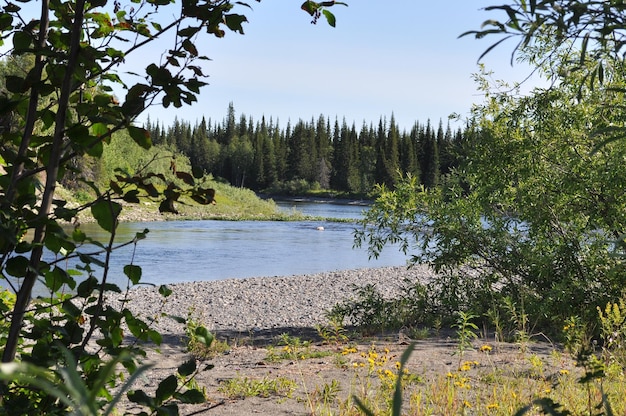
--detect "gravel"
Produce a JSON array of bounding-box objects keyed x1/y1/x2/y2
[{"x1": 112, "y1": 265, "x2": 438, "y2": 336}]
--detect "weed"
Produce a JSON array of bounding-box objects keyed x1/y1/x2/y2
[
  {"x1": 453, "y1": 310, "x2": 478, "y2": 362},
  {"x1": 218, "y1": 375, "x2": 297, "y2": 400},
  {"x1": 316, "y1": 315, "x2": 349, "y2": 345},
  {"x1": 185, "y1": 308, "x2": 229, "y2": 359},
  {"x1": 265, "y1": 334, "x2": 332, "y2": 362}
]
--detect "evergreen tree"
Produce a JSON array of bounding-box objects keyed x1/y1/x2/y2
[
  {"x1": 401, "y1": 123, "x2": 420, "y2": 179},
  {"x1": 419, "y1": 120, "x2": 440, "y2": 188}
]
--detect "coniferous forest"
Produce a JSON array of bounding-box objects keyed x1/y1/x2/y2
[{"x1": 144, "y1": 103, "x2": 466, "y2": 195}]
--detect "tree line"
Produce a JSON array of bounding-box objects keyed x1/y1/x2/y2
[{"x1": 145, "y1": 103, "x2": 466, "y2": 195}]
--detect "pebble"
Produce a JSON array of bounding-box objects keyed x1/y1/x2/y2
[{"x1": 109, "y1": 265, "x2": 438, "y2": 336}]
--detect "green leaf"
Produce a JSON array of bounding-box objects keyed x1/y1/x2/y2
[
  {"x1": 127, "y1": 125, "x2": 152, "y2": 149},
  {"x1": 72, "y1": 228, "x2": 86, "y2": 243},
  {"x1": 301, "y1": 1, "x2": 317, "y2": 15},
  {"x1": 45, "y1": 267, "x2": 75, "y2": 292},
  {"x1": 155, "y1": 375, "x2": 177, "y2": 404},
  {"x1": 194, "y1": 326, "x2": 214, "y2": 348},
  {"x1": 5, "y1": 255, "x2": 28, "y2": 277},
  {"x1": 77, "y1": 276, "x2": 98, "y2": 297},
  {"x1": 182, "y1": 39, "x2": 198, "y2": 56},
  {"x1": 177, "y1": 359, "x2": 196, "y2": 377},
  {"x1": 224, "y1": 13, "x2": 248, "y2": 34},
  {"x1": 159, "y1": 285, "x2": 173, "y2": 297},
  {"x1": 12, "y1": 30, "x2": 31, "y2": 51},
  {"x1": 322, "y1": 9, "x2": 336, "y2": 27},
  {"x1": 123, "y1": 264, "x2": 142, "y2": 284},
  {"x1": 5, "y1": 75, "x2": 26, "y2": 93},
  {"x1": 167, "y1": 314, "x2": 186, "y2": 324},
  {"x1": 62, "y1": 299, "x2": 82, "y2": 318},
  {"x1": 175, "y1": 389, "x2": 206, "y2": 404},
  {"x1": 127, "y1": 389, "x2": 154, "y2": 407},
  {"x1": 91, "y1": 200, "x2": 122, "y2": 233},
  {"x1": 148, "y1": 329, "x2": 162, "y2": 345},
  {"x1": 177, "y1": 26, "x2": 201, "y2": 37}
]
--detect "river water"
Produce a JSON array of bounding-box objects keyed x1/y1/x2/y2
[{"x1": 10, "y1": 201, "x2": 409, "y2": 294}]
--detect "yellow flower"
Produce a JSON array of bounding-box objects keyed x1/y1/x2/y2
[
  {"x1": 395, "y1": 361, "x2": 401, "y2": 370},
  {"x1": 463, "y1": 400, "x2": 472, "y2": 408},
  {"x1": 486, "y1": 403, "x2": 499, "y2": 410},
  {"x1": 559, "y1": 369, "x2": 569, "y2": 375},
  {"x1": 480, "y1": 344, "x2": 492, "y2": 352}
]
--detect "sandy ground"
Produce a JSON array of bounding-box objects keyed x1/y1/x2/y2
[{"x1": 118, "y1": 328, "x2": 571, "y2": 416}]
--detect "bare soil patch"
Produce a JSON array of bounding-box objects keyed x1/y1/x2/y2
[{"x1": 122, "y1": 328, "x2": 571, "y2": 416}]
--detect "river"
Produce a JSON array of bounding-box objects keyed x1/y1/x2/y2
[{"x1": 9, "y1": 201, "x2": 409, "y2": 295}]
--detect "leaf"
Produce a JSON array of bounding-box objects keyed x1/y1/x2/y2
[
  {"x1": 224, "y1": 13, "x2": 248, "y2": 34},
  {"x1": 62, "y1": 299, "x2": 81, "y2": 318},
  {"x1": 91, "y1": 200, "x2": 122, "y2": 233},
  {"x1": 77, "y1": 276, "x2": 98, "y2": 297},
  {"x1": 177, "y1": 26, "x2": 201, "y2": 37},
  {"x1": 322, "y1": 9, "x2": 336, "y2": 27},
  {"x1": 123, "y1": 264, "x2": 142, "y2": 284},
  {"x1": 148, "y1": 329, "x2": 162, "y2": 345},
  {"x1": 159, "y1": 285, "x2": 173, "y2": 297},
  {"x1": 123, "y1": 189, "x2": 140, "y2": 203},
  {"x1": 155, "y1": 375, "x2": 177, "y2": 404},
  {"x1": 12, "y1": 30, "x2": 31, "y2": 51},
  {"x1": 5, "y1": 75, "x2": 26, "y2": 93},
  {"x1": 127, "y1": 125, "x2": 152, "y2": 150},
  {"x1": 175, "y1": 389, "x2": 206, "y2": 404},
  {"x1": 45, "y1": 266, "x2": 75, "y2": 292},
  {"x1": 159, "y1": 198, "x2": 178, "y2": 214},
  {"x1": 301, "y1": 1, "x2": 316, "y2": 15},
  {"x1": 175, "y1": 171, "x2": 195, "y2": 185},
  {"x1": 5, "y1": 255, "x2": 28, "y2": 277},
  {"x1": 127, "y1": 389, "x2": 154, "y2": 407},
  {"x1": 167, "y1": 314, "x2": 186, "y2": 324},
  {"x1": 177, "y1": 359, "x2": 196, "y2": 377},
  {"x1": 194, "y1": 326, "x2": 214, "y2": 347},
  {"x1": 182, "y1": 39, "x2": 198, "y2": 56},
  {"x1": 72, "y1": 228, "x2": 86, "y2": 243}
]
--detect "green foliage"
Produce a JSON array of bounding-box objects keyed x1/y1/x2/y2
[{"x1": 327, "y1": 279, "x2": 432, "y2": 334}]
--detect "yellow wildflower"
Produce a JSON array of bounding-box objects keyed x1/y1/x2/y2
[{"x1": 480, "y1": 344, "x2": 493, "y2": 352}]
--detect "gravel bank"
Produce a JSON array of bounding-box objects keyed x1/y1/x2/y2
[{"x1": 115, "y1": 265, "x2": 438, "y2": 337}]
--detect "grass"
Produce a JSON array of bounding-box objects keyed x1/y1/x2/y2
[{"x1": 218, "y1": 375, "x2": 297, "y2": 400}]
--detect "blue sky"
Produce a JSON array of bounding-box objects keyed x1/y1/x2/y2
[
  {"x1": 138, "y1": 0, "x2": 541, "y2": 131},
  {"x1": 5, "y1": 1, "x2": 541, "y2": 132}
]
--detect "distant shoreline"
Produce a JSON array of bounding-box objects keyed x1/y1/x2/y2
[{"x1": 259, "y1": 194, "x2": 373, "y2": 206}]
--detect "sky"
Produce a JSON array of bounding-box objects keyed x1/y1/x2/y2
[
  {"x1": 5, "y1": 1, "x2": 544, "y2": 132},
  {"x1": 135, "y1": 0, "x2": 545, "y2": 132}
]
